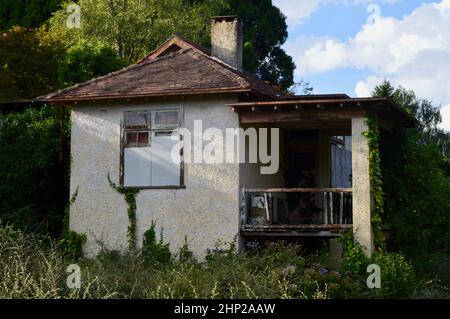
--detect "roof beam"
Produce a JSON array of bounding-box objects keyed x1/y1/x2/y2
[{"x1": 239, "y1": 108, "x2": 365, "y2": 124}]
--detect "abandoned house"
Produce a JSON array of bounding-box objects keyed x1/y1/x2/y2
[{"x1": 39, "y1": 16, "x2": 417, "y2": 258}]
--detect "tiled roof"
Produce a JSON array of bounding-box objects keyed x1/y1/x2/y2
[{"x1": 39, "y1": 35, "x2": 282, "y2": 103}]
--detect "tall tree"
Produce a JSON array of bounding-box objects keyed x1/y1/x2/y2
[
  {"x1": 49, "y1": 0, "x2": 224, "y2": 63},
  {"x1": 49, "y1": 0, "x2": 295, "y2": 89},
  {"x1": 223, "y1": 0, "x2": 295, "y2": 90},
  {"x1": 0, "y1": 0, "x2": 63, "y2": 30},
  {"x1": 0, "y1": 26, "x2": 64, "y2": 99},
  {"x1": 372, "y1": 80, "x2": 450, "y2": 260},
  {"x1": 58, "y1": 41, "x2": 126, "y2": 88},
  {"x1": 373, "y1": 80, "x2": 449, "y2": 158}
]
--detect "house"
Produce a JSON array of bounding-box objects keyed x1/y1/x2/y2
[{"x1": 39, "y1": 16, "x2": 416, "y2": 258}]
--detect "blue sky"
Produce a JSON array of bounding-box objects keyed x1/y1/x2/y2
[{"x1": 273, "y1": 0, "x2": 450, "y2": 130}]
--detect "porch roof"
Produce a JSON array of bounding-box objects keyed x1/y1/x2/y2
[{"x1": 228, "y1": 96, "x2": 419, "y2": 129}]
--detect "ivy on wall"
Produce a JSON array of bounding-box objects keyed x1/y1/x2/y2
[
  {"x1": 363, "y1": 114, "x2": 384, "y2": 249},
  {"x1": 59, "y1": 186, "x2": 87, "y2": 260},
  {"x1": 108, "y1": 175, "x2": 140, "y2": 252}
]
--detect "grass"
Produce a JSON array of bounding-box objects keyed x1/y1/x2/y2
[{"x1": 0, "y1": 225, "x2": 448, "y2": 299}]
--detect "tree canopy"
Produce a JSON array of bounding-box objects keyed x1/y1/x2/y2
[
  {"x1": 223, "y1": 0, "x2": 295, "y2": 89},
  {"x1": 372, "y1": 80, "x2": 450, "y2": 264},
  {"x1": 373, "y1": 80, "x2": 449, "y2": 158},
  {"x1": 58, "y1": 41, "x2": 126, "y2": 88},
  {"x1": 0, "y1": 27, "x2": 126, "y2": 99},
  {"x1": 0, "y1": 1, "x2": 296, "y2": 92},
  {"x1": 0, "y1": 26, "x2": 64, "y2": 99},
  {"x1": 0, "y1": 0, "x2": 63, "y2": 30},
  {"x1": 48, "y1": 0, "x2": 295, "y2": 90}
]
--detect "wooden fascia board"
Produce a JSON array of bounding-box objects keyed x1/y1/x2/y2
[
  {"x1": 42, "y1": 88, "x2": 252, "y2": 105},
  {"x1": 238, "y1": 108, "x2": 366, "y2": 124}
]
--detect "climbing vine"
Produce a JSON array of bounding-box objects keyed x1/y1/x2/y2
[
  {"x1": 363, "y1": 114, "x2": 384, "y2": 248},
  {"x1": 59, "y1": 186, "x2": 87, "y2": 260},
  {"x1": 108, "y1": 175, "x2": 140, "y2": 252},
  {"x1": 338, "y1": 230, "x2": 369, "y2": 274}
]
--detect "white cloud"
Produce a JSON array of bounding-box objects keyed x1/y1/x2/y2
[
  {"x1": 285, "y1": 0, "x2": 450, "y2": 131},
  {"x1": 273, "y1": 0, "x2": 322, "y2": 26},
  {"x1": 354, "y1": 75, "x2": 384, "y2": 97},
  {"x1": 439, "y1": 104, "x2": 450, "y2": 131},
  {"x1": 303, "y1": 39, "x2": 347, "y2": 73},
  {"x1": 273, "y1": 0, "x2": 404, "y2": 26}
]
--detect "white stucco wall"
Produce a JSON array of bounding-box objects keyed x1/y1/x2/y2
[
  {"x1": 351, "y1": 117, "x2": 374, "y2": 257},
  {"x1": 69, "y1": 96, "x2": 240, "y2": 259}
]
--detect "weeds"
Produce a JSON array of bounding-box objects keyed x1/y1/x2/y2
[{"x1": 0, "y1": 225, "x2": 447, "y2": 299}]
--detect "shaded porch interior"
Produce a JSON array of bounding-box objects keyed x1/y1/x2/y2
[{"x1": 239, "y1": 122, "x2": 354, "y2": 239}]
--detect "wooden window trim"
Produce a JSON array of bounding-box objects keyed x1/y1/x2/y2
[
  {"x1": 120, "y1": 186, "x2": 187, "y2": 190},
  {"x1": 119, "y1": 109, "x2": 185, "y2": 188}
]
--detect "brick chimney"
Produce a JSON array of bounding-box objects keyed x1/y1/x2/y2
[{"x1": 211, "y1": 16, "x2": 243, "y2": 71}]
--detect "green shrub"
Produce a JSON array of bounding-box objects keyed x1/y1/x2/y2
[
  {"x1": 372, "y1": 252, "x2": 418, "y2": 298},
  {"x1": 59, "y1": 230, "x2": 86, "y2": 261},
  {"x1": 141, "y1": 221, "x2": 172, "y2": 265},
  {"x1": 178, "y1": 236, "x2": 195, "y2": 263},
  {"x1": 338, "y1": 231, "x2": 370, "y2": 275},
  {"x1": 252, "y1": 241, "x2": 307, "y2": 270},
  {"x1": 421, "y1": 253, "x2": 450, "y2": 286},
  {"x1": 0, "y1": 105, "x2": 69, "y2": 236},
  {"x1": 298, "y1": 266, "x2": 370, "y2": 299},
  {"x1": 382, "y1": 129, "x2": 450, "y2": 259}
]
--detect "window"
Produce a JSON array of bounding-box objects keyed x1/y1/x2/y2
[{"x1": 122, "y1": 109, "x2": 183, "y2": 188}]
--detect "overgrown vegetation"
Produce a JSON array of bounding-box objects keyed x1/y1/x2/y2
[
  {"x1": 0, "y1": 225, "x2": 117, "y2": 298},
  {"x1": 58, "y1": 187, "x2": 86, "y2": 261},
  {"x1": 338, "y1": 231, "x2": 369, "y2": 275},
  {"x1": 338, "y1": 231, "x2": 426, "y2": 298},
  {"x1": 0, "y1": 105, "x2": 69, "y2": 236},
  {"x1": 58, "y1": 230, "x2": 87, "y2": 261},
  {"x1": 364, "y1": 114, "x2": 385, "y2": 248},
  {"x1": 373, "y1": 81, "x2": 450, "y2": 272},
  {"x1": 2, "y1": 225, "x2": 447, "y2": 299},
  {"x1": 371, "y1": 81, "x2": 450, "y2": 292},
  {"x1": 58, "y1": 41, "x2": 127, "y2": 88},
  {"x1": 381, "y1": 128, "x2": 450, "y2": 260},
  {"x1": 141, "y1": 221, "x2": 172, "y2": 265}
]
